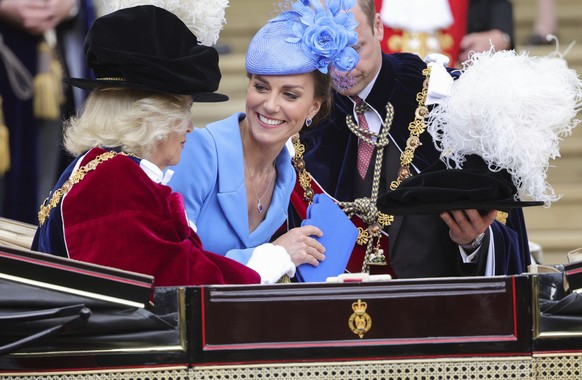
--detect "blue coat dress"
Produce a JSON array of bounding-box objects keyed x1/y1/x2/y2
[{"x1": 168, "y1": 113, "x2": 296, "y2": 265}]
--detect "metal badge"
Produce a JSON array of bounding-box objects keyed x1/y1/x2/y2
[{"x1": 348, "y1": 299, "x2": 372, "y2": 338}]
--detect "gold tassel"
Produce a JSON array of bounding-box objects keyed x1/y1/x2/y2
[
  {"x1": 33, "y1": 33, "x2": 64, "y2": 121},
  {"x1": 0, "y1": 96, "x2": 10, "y2": 175}
]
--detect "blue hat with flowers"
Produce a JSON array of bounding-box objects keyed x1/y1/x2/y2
[{"x1": 246, "y1": 0, "x2": 359, "y2": 75}]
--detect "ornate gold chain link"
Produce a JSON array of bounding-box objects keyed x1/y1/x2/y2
[
  {"x1": 390, "y1": 67, "x2": 431, "y2": 190},
  {"x1": 38, "y1": 151, "x2": 130, "y2": 226}
]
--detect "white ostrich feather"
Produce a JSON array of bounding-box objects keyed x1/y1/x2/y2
[
  {"x1": 108, "y1": 0, "x2": 229, "y2": 46},
  {"x1": 427, "y1": 48, "x2": 582, "y2": 206}
]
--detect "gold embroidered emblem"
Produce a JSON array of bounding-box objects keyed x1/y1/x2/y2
[
  {"x1": 496, "y1": 211, "x2": 509, "y2": 224},
  {"x1": 348, "y1": 299, "x2": 372, "y2": 338},
  {"x1": 377, "y1": 212, "x2": 394, "y2": 228},
  {"x1": 356, "y1": 227, "x2": 370, "y2": 246}
]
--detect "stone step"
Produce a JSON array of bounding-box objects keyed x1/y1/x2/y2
[
  {"x1": 527, "y1": 230, "x2": 581, "y2": 265},
  {"x1": 217, "y1": 53, "x2": 249, "y2": 99},
  {"x1": 524, "y1": 183, "x2": 582, "y2": 229},
  {"x1": 545, "y1": 154, "x2": 582, "y2": 184},
  {"x1": 516, "y1": 45, "x2": 582, "y2": 76},
  {"x1": 192, "y1": 100, "x2": 244, "y2": 129},
  {"x1": 514, "y1": 1, "x2": 582, "y2": 45},
  {"x1": 219, "y1": 1, "x2": 272, "y2": 54},
  {"x1": 513, "y1": 1, "x2": 582, "y2": 23},
  {"x1": 559, "y1": 120, "x2": 582, "y2": 155}
]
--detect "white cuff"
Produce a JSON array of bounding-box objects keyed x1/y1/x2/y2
[
  {"x1": 458, "y1": 227, "x2": 496, "y2": 276},
  {"x1": 459, "y1": 246, "x2": 479, "y2": 263},
  {"x1": 246, "y1": 244, "x2": 296, "y2": 284}
]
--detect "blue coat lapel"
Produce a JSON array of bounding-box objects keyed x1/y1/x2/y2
[
  {"x1": 209, "y1": 113, "x2": 294, "y2": 247},
  {"x1": 211, "y1": 114, "x2": 251, "y2": 245}
]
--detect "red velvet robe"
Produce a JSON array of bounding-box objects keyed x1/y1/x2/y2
[{"x1": 33, "y1": 148, "x2": 260, "y2": 286}]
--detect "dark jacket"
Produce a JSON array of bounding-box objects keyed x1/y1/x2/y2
[{"x1": 296, "y1": 52, "x2": 530, "y2": 278}]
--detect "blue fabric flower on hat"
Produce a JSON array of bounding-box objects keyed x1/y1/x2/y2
[{"x1": 281, "y1": 0, "x2": 359, "y2": 74}]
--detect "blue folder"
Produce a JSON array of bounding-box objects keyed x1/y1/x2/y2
[{"x1": 296, "y1": 194, "x2": 358, "y2": 282}]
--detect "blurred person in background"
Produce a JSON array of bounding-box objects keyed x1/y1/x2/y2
[
  {"x1": 0, "y1": 0, "x2": 95, "y2": 224},
  {"x1": 374, "y1": 0, "x2": 513, "y2": 67},
  {"x1": 525, "y1": 0, "x2": 557, "y2": 45}
]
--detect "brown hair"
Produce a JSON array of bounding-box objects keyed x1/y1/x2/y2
[
  {"x1": 309, "y1": 69, "x2": 332, "y2": 127},
  {"x1": 358, "y1": 0, "x2": 377, "y2": 31}
]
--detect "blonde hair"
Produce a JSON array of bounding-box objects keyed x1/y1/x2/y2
[{"x1": 64, "y1": 87, "x2": 192, "y2": 160}]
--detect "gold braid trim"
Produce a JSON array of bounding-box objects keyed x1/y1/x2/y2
[
  {"x1": 277, "y1": 274, "x2": 292, "y2": 283},
  {"x1": 38, "y1": 151, "x2": 130, "y2": 226},
  {"x1": 292, "y1": 134, "x2": 315, "y2": 204},
  {"x1": 292, "y1": 67, "x2": 432, "y2": 273},
  {"x1": 96, "y1": 77, "x2": 126, "y2": 82}
]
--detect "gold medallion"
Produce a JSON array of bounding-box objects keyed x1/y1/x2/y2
[{"x1": 366, "y1": 246, "x2": 387, "y2": 266}]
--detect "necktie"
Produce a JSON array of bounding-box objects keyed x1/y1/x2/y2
[{"x1": 352, "y1": 96, "x2": 374, "y2": 179}]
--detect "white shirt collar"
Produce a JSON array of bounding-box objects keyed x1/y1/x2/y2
[
  {"x1": 139, "y1": 159, "x2": 174, "y2": 185},
  {"x1": 355, "y1": 67, "x2": 381, "y2": 102},
  {"x1": 348, "y1": 68, "x2": 382, "y2": 136}
]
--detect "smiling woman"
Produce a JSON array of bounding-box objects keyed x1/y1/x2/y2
[
  {"x1": 168, "y1": 0, "x2": 360, "y2": 284},
  {"x1": 244, "y1": 74, "x2": 321, "y2": 154}
]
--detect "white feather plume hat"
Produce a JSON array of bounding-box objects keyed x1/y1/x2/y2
[{"x1": 427, "y1": 48, "x2": 582, "y2": 207}]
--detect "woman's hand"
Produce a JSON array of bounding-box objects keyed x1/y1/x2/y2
[{"x1": 272, "y1": 225, "x2": 326, "y2": 267}]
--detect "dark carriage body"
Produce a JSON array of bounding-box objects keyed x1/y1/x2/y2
[{"x1": 0, "y1": 245, "x2": 579, "y2": 379}]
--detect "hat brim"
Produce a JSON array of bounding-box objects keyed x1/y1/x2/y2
[
  {"x1": 64, "y1": 78, "x2": 229, "y2": 103},
  {"x1": 377, "y1": 196, "x2": 543, "y2": 215},
  {"x1": 376, "y1": 168, "x2": 545, "y2": 215}
]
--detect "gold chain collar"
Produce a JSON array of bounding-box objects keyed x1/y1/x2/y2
[
  {"x1": 292, "y1": 67, "x2": 431, "y2": 272},
  {"x1": 391, "y1": 68, "x2": 431, "y2": 190}
]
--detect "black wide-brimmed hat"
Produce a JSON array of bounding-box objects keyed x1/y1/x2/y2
[
  {"x1": 64, "y1": 5, "x2": 228, "y2": 102},
  {"x1": 377, "y1": 155, "x2": 544, "y2": 215}
]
